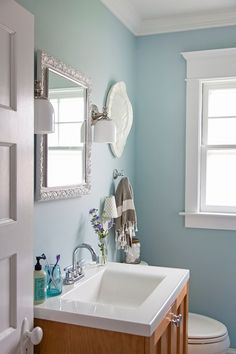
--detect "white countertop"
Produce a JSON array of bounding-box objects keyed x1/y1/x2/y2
[{"x1": 34, "y1": 262, "x2": 189, "y2": 337}]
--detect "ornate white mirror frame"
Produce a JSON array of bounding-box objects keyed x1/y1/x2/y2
[{"x1": 35, "y1": 50, "x2": 92, "y2": 201}]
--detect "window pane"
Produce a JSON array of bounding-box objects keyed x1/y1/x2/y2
[
  {"x1": 48, "y1": 124, "x2": 59, "y2": 147},
  {"x1": 208, "y1": 117, "x2": 236, "y2": 144},
  {"x1": 47, "y1": 149, "x2": 84, "y2": 187},
  {"x1": 58, "y1": 122, "x2": 83, "y2": 147},
  {"x1": 59, "y1": 97, "x2": 85, "y2": 122},
  {"x1": 208, "y1": 88, "x2": 236, "y2": 117},
  {"x1": 206, "y1": 149, "x2": 236, "y2": 206}
]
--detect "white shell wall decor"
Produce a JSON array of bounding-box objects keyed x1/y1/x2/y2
[{"x1": 106, "y1": 81, "x2": 133, "y2": 158}]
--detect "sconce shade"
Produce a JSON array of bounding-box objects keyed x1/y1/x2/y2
[
  {"x1": 103, "y1": 196, "x2": 118, "y2": 219},
  {"x1": 93, "y1": 119, "x2": 116, "y2": 143},
  {"x1": 34, "y1": 98, "x2": 55, "y2": 134}
]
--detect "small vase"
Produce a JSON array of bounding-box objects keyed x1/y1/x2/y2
[{"x1": 99, "y1": 239, "x2": 108, "y2": 265}]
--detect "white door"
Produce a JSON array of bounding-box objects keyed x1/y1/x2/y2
[{"x1": 0, "y1": 1, "x2": 34, "y2": 353}]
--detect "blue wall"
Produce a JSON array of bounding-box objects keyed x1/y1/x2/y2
[
  {"x1": 17, "y1": 0, "x2": 136, "y2": 267},
  {"x1": 136, "y1": 26, "x2": 236, "y2": 347}
]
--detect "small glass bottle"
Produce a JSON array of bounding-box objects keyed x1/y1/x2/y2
[
  {"x1": 125, "y1": 237, "x2": 141, "y2": 264},
  {"x1": 98, "y1": 239, "x2": 108, "y2": 266}
]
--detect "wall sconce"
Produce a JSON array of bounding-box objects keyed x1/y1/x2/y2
[
  {"x1": 34, "y1": 80, "x2": 55, "y2": 134},
  {"x1": 103, "y1": 195, "x2": 118, "y2": 219},
  {"x1": 91, "y1": 104, "x2": 116, "y2": 143},
  {"x1": 103, "y1": 195, "x2": 118, "y2": 231}
]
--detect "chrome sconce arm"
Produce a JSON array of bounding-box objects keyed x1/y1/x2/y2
[{"x1": 91, "y1": 104, "x2": 108, "y2": 124}]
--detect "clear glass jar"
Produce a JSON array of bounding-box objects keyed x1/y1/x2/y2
[
  {"x1": 125, "y1": 237, "x2": 141, "y2": 264},
  {"x1": 45, "y1": 264, "x2": 62, "y2": 297}
]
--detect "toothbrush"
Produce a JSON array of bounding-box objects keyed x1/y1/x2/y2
[
  {"x1": 43, "y1": 253, "x2": 58, "y2": 288},
  {"x1": 51, "y1": 254, "x2": 60, "y2": 278},
  {"x1": 48, "y1": 254, "x2": 60, "y2": 286}
]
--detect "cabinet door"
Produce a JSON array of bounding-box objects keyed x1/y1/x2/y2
[
  {"x1": 175, "y1": 284, "x2": 189, "y2": 354},
  {"x1": 145, "y1": 284, "x2": 189, "y2": 354}
]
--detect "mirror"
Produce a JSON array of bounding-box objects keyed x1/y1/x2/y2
[{"x1": 35, "y1": 50, "x2": 92, "y2": 201}]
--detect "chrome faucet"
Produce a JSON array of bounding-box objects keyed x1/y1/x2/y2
[
  {"x1": 64, "y1": 243, "x2": 98, "y2": 285},
  {"x1": 72, "y1": 243, "x2": 98, "y2": 270}
]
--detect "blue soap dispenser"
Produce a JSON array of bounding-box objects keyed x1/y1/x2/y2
[{"x1": 34, "y1": 255, "x2": 46, "y2": 305}]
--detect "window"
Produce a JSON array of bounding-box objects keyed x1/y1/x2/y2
[
  {"x1": 182, "y1": 48, "x2": 236, "y2": 230},
  {"x1": 201, "y1": 81, "x2": 236, "y2": 213}
]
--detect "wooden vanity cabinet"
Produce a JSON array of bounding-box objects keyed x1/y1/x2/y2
[
  {"x1": 145, "y1": 283, "x2": 189, "y2": 354},
  {"x1": 34, "y1": 283, "x2": 188, "y2": 354}
]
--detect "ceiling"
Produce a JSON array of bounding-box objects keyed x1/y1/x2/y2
[{"x1": 100, "y1": 0, "x2": 236, "y2": 35}]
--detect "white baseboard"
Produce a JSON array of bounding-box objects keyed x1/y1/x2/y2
[{"x1": 228, "y1": 349, "x2": 236, "y2": 354}]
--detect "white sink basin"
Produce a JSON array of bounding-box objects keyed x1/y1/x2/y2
[
  {"x1": 34, "y1": 262, "x2": 189, "y2": 336},
  {"x1": 62, "y1": 267, "x2": 165, "y2": 307}
]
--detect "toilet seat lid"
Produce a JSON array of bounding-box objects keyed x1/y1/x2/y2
[{"x1": 188, "y1": 313, "x2": 228, "y2": 339}]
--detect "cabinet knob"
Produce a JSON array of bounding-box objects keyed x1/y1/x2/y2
[{"x1": 171, "y1": 314, "x2": 182, "y2": 327}]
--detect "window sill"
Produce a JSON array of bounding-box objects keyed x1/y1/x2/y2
[{"x1": 179, "y1": 211, "x2": 236, "y2": 230}]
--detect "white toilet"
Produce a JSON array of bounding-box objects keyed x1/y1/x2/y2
[{"x1": 188, "y1": 313, "x2": 230, "y2": 354}]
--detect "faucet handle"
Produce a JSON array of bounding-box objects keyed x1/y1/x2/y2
[
  {"x1": 64, "y1": 265, "x2": 72, "y2": 272},
  {"x1": 76, "y1": 258, "x2": 86, "y2": 274},
  {"x1": 63, "y1": 265, "x2": 74, "y2": 285}
]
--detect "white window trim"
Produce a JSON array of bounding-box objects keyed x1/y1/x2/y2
[{"x1": 181, "y1": 48, "x2": 236, "y2": 230}]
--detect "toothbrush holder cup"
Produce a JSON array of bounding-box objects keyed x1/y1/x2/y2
[{"x1": 45, "y1": 264, "x2": 62, "y2": 297}]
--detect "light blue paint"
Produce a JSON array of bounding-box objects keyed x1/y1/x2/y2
[
  {"x1": 16, "y1": 0, "x2": 136, "y2": 266},
  {"x1": 136, "y1": 26, "x2": 236, "y2": 347},
  {"x1": 16, "y1": 0, "x2": 236, "y2": 347}
]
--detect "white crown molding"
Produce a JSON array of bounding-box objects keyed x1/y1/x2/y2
[
  {"x1": 100, "y1": 0, "x2": 141, "y2": 35},
  {"x1": 100, "y1": 1, "x2": 236, "y2": 36},
  {"x1": 138, "y1": 10, "x2": 236, "y2": 36}
]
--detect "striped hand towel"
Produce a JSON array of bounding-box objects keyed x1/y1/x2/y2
[{"x1": 115, "y1": 177, "x2": 137, "y2": 250}]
